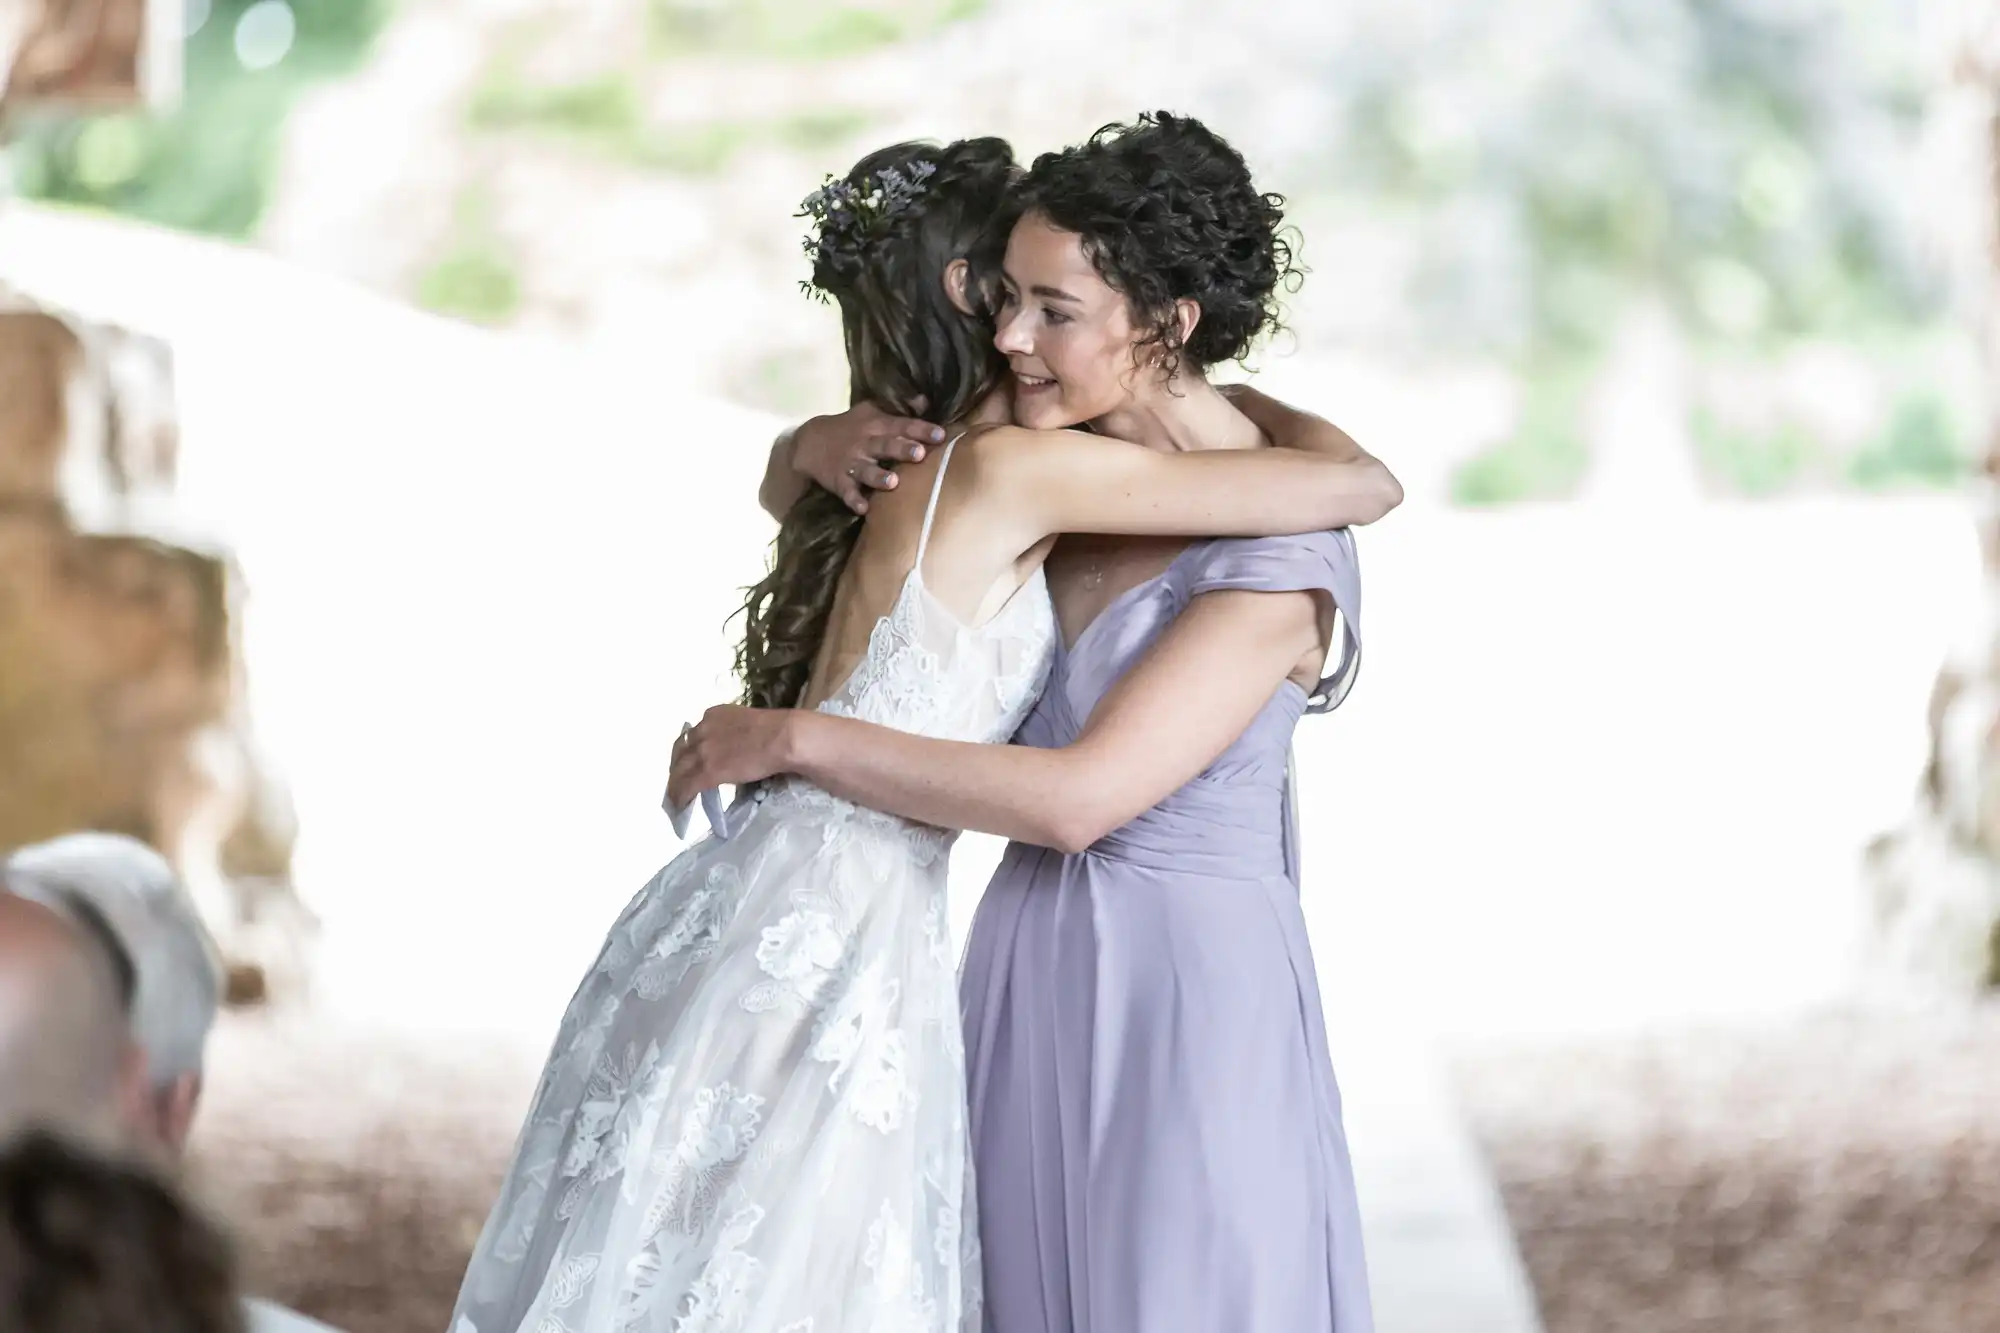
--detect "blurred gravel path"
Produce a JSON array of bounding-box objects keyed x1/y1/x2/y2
[{"x1": 1454, "y1": 1010, "x2": 2000, "y2": 1333}]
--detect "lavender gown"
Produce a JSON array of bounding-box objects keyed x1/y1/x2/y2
[{"x1": 961, "y1": 531, "x2": 1371, "y2": 1333}]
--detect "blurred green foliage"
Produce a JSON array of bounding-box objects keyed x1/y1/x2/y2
[
  {"x1": 1451, "y1": 361, "x2": 1595, "y2": 505},
  {"x1": 7, "y1": 0, "x2": 392, "y2": 238},
  {"x1": 1692, "y1": 412, "x2": 1826, "y2": 497},
  {"x1": 1324, "y1": 0, "x2": 1947, "y2": 503},
  {"x1": 1847, "y1": 390, "x2": 1972, "y2": 489},
  {"x1": 466, "y1": 71, "x2": 644, "y2": 147},
  {"x1": 464, "y1": 59, "x2": 870, "y2": 176},
  {"x1": 644, "y1": 0, "x2": 986, "y2": 60},
  {"x1": 643, "y1": 111, "x2": 871, "y2": 173},
  {"x1": 415, "y1": 186, "x2": 521, "y2": 325},
  {"x1": 1322, "y1": 0, "x2": 1933, "y2": 360},
  {"x1": 1683, "y1": 385, "x2": 1969, "y2": 496},
  {"x1": 2, "y1": 0, "x2": 1954, "y2": 508}
]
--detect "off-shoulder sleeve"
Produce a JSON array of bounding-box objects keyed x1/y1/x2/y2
[{"x1": 1179, "y1": 530, "x2": 1363, "y2": 713}]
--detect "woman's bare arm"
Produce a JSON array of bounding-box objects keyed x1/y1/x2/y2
[
  {"x1": 773, "y1": 391, "x2": 1388, "y2": 522},
  {"x1": 964, "y1": 424, "x2": 1401, "y2": 553},
  {"x1": 757, "y1": 426, "x2": 810, "y2": 518},
  {"x1": 1223, "y1": 384, "x2": 1368, "y2": 461},
  {"x1": 668, "y1": 590, "x2": 1322, "y2": 853}
]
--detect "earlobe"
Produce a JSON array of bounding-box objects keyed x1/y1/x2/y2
[
  {"x1": 1175, "y1": 298, "x2": 1201, "y2": 349},
  {"x1": 944, "y1": 259, "x2": 976, "y2": 316},
  {"x1": 113, "y1": 1042, "x2": 150, "y2": 1140},
  {"x1": 159, "y1": 1072, "x2": 202, "y2": 1155}
]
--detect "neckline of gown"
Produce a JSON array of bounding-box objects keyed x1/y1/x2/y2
[
  {"x1": 1056, "y1": 540, "x2": 1209, "y2": 661},
  {"x1": 1051, "y1": 537, "x2": 1314, "y2": 712},
  {"x1": 806, "y1": 560, "x2": 1051, "y2": 715}
]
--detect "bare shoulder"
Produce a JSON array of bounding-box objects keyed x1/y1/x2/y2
[
  {"x1": 949, "y1": 420, "x2": 1023, "y2": 458},
  {"x1": 956, "y1": 424, "x2": 1130, "y2": 490}
]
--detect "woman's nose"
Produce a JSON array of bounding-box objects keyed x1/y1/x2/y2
[{"x1": 993, "y1": 307, "x2": 1031, "y2": 356}]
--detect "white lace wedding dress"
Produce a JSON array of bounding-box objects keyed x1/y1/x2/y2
[{"x1": 449, "y1": 437, "x2": 1054, "y2": 1333}]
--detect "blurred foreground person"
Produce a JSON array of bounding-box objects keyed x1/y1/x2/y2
[
  {"x1": 0, "y1": 883, "x2": 146, "y2": 1147},
  {"x1": 3, "y1": 834, "x2": 338, "y2": 1333},
  {"x1": 0, "y1": 1130, "x2": 247, "y2": 1333},
  {"x1": 5, "y1": 834, "x2": 216, "y2": 1156}
]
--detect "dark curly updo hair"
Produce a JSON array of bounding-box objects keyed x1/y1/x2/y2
[
  {"x1": 737, "y1": 137, "x2": 1017, "y2": 712},
  {"x1": 0, "y1": 1132, "x2": 246, "y2": 1333},
  {"x1": 1016, "y1": 111, "x2": 1301, "y2": 382}
]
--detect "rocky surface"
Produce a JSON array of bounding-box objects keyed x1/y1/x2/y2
[{"x1": 0, "y1": 296, "x2": 306, "y2": 1003}]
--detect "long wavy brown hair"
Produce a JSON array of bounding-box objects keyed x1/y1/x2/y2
[{"x1": 736, "y1": 137, "x2": 1018, "y2": 711}]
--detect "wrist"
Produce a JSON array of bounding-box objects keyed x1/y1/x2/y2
[
  {"x1": 789, "y1": 419, "x2": 827, "y2": 476},
  {"x1": 781, "y1": 710, "x2": 823, "y2": 776}
]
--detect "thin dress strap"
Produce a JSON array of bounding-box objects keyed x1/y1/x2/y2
[{"x1": 914, "y1": 432, "x2": 963, "y2": 571}]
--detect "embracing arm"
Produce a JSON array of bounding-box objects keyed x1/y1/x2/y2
[
  {"x1": 669, "y1": 590, "x2": 1321, "y2": 853},
  {"x1": 1223, "y1": 385, "x2": 1371, "y2": 463},
  {"x1": 757, "y1": 425, "x2": 809, "y2": 518},
  {"x1": 971, "y1": 420, "x2": 1400, "y2": 551}
]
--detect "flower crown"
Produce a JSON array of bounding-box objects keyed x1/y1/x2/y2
[{"x1": 797, "y1": 159, "x2": 937, "y2": 303}]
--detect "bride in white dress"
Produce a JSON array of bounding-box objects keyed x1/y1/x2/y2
[{"x1": 447, "y1": 135, "x2": 1399, "y2": 1333}]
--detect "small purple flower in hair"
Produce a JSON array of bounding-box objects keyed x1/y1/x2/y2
[{"x1": 797, "y1": 159, "x2": 938, "y2": 303}]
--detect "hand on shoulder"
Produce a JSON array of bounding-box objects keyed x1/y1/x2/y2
[{"x1": 792, "y1": 401, "x2": 948, "y2": 514}]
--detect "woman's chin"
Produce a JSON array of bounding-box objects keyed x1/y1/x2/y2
[{"x1": 1012, "y1": 385, "x2": 1077, "y2": 430}]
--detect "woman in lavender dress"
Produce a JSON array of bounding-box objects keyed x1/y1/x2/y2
[{"x1": 675, "y1": 114, "x2": 1377, "y2": 1333}]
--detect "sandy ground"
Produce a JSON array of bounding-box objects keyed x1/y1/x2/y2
[{"x1": 1454, "y1": 1009, "x2": 2000, "y2": 1333}]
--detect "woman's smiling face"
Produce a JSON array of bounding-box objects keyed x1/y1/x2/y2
[{"x1": 992, "y1": 210, "x2": 1148, "y2": 430}]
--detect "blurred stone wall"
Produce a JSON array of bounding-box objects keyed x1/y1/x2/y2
[{"x1": 0, "y1": 288, "x2": 305, "y2": 1002}]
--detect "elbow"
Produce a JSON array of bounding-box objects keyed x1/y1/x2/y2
[
  {"x1": 1379, "y1": 470, "x2": 1406, "y2": 520},
  {"x1": 1356, "y1": 462, "x2": 1404, "y2": 525},
  {"x1": 1019, "y1": 757, "x2": 1128, "y2": 854},
  {"x1": 756, "y1": 470, "x2": 785, "y2": 520},
  {"x1": 1037, "y1": 803, "x2": 1117, "y2": 856},
  {"x1": 1313, "y1": 458, "x2": 1403, "y2": 530},
  {"x1": 1046, "y1": 821, "x2": 1098, "y2": 857}
]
